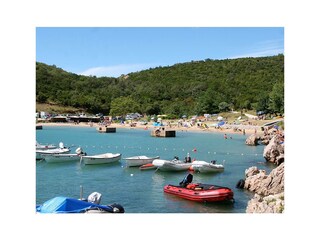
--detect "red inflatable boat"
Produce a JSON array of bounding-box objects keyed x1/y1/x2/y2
[{"x1": 163, "y1": 174, "x2": 234, "y2": 202}]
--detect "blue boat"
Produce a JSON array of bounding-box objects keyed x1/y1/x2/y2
[{"x1": 36, "y1": 196, "x2": 125, "y2": 213}]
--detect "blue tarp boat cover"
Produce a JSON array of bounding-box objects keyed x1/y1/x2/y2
[{"x1": 36, "y1": 196, "x2": 113, "y2": 213}]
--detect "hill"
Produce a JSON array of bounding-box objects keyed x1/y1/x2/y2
[{"x1": 36, "y1": 55, "x2": 284, "y2": 116}]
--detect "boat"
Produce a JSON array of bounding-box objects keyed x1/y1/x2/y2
[
  {"x1": 81, "y1": 153, "x2": 121, "y2": 165},
  {"x1": 139, "y1": 163, "x2": 157, "y2": 170},
  {"x1": 43, "y1": 147, "x2": 86, "y2": 163},
  {"x1": 36, "y1": 142, "x2": 70, "y2": 160},
  {"x1": 123, "y1": 155, "x2": 160, "y2": 167},
  {"x1": 36, "y1": 191, "x2": 125, "y2": 213},
  {"x1": 163, "y1": 174, "x2": 234, "y2": 202},
  {"x1": 36, "y1": 141, "x2": 57, "y2": 150},
  {"x1": 190, "y1": 160, "x2": 224, "y2": 173},
  {"x1": 152, "y1": 158, "x2": 192, "y2": 171}
]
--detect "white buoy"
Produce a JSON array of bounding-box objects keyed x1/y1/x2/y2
[{"x1": 130, "y1": 174, "x2": 133, "y2": 176}]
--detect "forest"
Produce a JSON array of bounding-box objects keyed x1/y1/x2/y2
[{"x1": 36, "y1": 54, "x2": 284, "y2": 117}]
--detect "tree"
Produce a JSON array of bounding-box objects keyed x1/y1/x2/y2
[
  {"x1": 218, "y1": 102, "x2": 230, "y2": 112},
  {"x1": 269, "y1": 81, "x2": 284, "y2": 114},
  {"x1": 109, "y1": 96, "x2": 140, "y2": 116}
]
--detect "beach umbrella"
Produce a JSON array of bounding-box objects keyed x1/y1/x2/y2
[{"x1": 217, "y1": 121, "x2": 225, "y2": 126}]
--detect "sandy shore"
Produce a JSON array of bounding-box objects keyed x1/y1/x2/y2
[{"x1": 37, "y1": 121, "x2": 263, "y2": 135}]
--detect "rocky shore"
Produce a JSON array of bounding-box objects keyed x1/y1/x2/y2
[{"x1": 243, "y1": 128, "x2": 285, "y2": 213}]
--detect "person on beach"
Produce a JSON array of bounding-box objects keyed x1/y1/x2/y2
[{"x1": 224, "y1": 134, "x2": 228, "y2": 139}]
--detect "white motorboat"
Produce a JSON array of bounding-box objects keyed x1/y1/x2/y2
[
  {"x1": 36, "y1": 142, "x2": 70, "y2": 160},
  {"x1": 43, "y1": 147, "x2": 85, "y2": 163},
  {"x1": 123, "y1": 155, "x2": 160, "y2": 167},
  {"x1": 81, "y1": 153, "x2": 122, "y2": 165},
  {"x1": 191, "y1": 160, "x2": 224, "y2": 173},
  {"x1": 152, "y1": 159, "x2": 192, "y2": 171}
]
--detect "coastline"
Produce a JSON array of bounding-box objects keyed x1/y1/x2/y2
[{"x1": 37, "y1": 121, "x2": 263, "y2": 135}]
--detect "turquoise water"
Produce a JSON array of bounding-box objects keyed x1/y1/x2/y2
[{"x1": 36, "y1": 126, "x2": 275, "y2": 213}]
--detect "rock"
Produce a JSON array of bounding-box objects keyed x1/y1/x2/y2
[
  {"x1": 244, "y1": 161, "x2": 285, "y2": 213},
  {"x1": 245, "y1": 134, "x2": 260, "y2": 146},
  {"x1": 246, "y1": 192, "x2": 284, "y2": 213},
  {"x1": 245, "y1": 166, "x2": 260, "y2": 177},
  {"x1": 244, "y1": 163, "x2": 284, "y2": 196},
  {"x1": 263, "y1": 134, "x2": 284, "y2": 164}
]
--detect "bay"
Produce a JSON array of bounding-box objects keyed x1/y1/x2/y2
[{"x1": 36, "y1": 126, "x2": 275, "y2": 213}]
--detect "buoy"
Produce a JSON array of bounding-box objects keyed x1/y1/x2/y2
[
  {"x1": 130, "y1": 174, "x2": 133, "y2": 176},
  {"x1": 192, "y1": 148, "x2": 197, "y2": 152}
]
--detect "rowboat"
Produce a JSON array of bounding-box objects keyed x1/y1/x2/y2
[
  {"x1": 43, "y1": 147, "x2": 85, "y2": 163},
  {"x1": 123, "y1": 155, "x2": 160, "y2": 167},
  {"x1": 36, "y1": 141, "x2": 57, "y2": 150},
  {"x1": 36, "y1": 142, "x2": 70, "y2": 160},
  {"x1": 139, "y1": 163, "x2": 157, "y2": 170},
  {"x1": 81, "y1": 153, "x2": 121, "y2": 165}
]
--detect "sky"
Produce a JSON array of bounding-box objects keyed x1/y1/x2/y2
[{"x1": 36, "y1": 27, "x2": 284, "y2": 77}]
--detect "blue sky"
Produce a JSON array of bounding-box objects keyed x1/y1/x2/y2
[{"x1": 36, "y1": 27, "x2": 284, "y2": 77}]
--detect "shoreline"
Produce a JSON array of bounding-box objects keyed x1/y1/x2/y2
[{"x1": 37, "y1": 121, "x2": 263, "y2": 135}]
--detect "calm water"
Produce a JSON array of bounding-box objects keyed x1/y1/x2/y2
[{"x1": 36, "y1": 126, "x2": 275, "y2": 213}]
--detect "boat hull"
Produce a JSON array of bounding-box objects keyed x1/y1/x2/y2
[
  {"x1": 139, "y1": 163, "x2": 157, "y2": 170},
  {"x1": 191, "y1": 161, "x2": 224, "y2": 173},
  {"x1": 44, "y1": 154, "x2": 82, "y2": 163},
  {"x1": 36, "y1": 148, "x2": 71, "y2": 160},
  {"x1": 82, "y1": 153, "x2": 121, "y2": 165},
  {"x1": 124, "y1": 156, "x2": 160, "y2": 167},
  {"x1": 153, "y1": 159, "x2": 191, "y2": 171},
  {"x1": 164, "y1": 184, "x2": 233, "y2": 202}
]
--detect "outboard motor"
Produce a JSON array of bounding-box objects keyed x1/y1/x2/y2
[
  {"x1": 108, "y1": 203, "x2": 125, "y2": 213},
  {"x1": 179, "y1": 173, "x2": 193, "y2": 187},
  {"x1": 87, "y1": 192, "x2": 102, "y2": 204}
]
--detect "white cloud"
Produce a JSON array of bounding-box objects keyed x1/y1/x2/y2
[
  {"x1": 229, "y1": 39, "x2": 284, "y2": 59},
  {"x1": 79, "y1": 63, "x2": 159, "y2": 77}
]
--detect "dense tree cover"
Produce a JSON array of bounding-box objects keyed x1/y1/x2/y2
[{"x1": 36, "y1": 54, "x2": 284, "y2": 116}]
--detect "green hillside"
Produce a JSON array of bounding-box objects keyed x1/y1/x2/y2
[{"x1": 36, "y1": 54, "x2": 284, "y2": 116}]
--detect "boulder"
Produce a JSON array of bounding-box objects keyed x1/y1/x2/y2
[
  {"x1": 244, "y1": 163, "x2": 285, "y2": 213},
  {"x1": 263, "y1": 135, "x2": 284, "y2": 164},
  {"x1": 245, "y1": 134, "x2": 260, "y2": 146},
  {"x1": 244, "y1": 163, "x2": 284, "y2": 196},
  {"x1": 246, "y1": 192, "x2": 284, "y2": 213}
]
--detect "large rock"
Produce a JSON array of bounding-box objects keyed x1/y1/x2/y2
[
  {"x1": 263, "y1": 134, "x2": 285, "y2": 164},
  {"x1": 245, "y1": 134, "x2": 260, "y2": 146},
  {"x1": 246, "y1": 192, "x2": 284, "y2": 213},
  {"x1": 244, "y1": 163, "x2": 284, "y2": 196},
  {"x1": 244, "y1": 163, "x2": 285, "y2": 213}
]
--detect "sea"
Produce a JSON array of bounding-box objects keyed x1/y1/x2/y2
[{"x1": 36, "y1": 126, "x2": 276, "y2": 213}]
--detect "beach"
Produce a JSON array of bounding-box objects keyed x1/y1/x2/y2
[{"x1": 37, "y1": 120, "x2": 266, "y2": 135}]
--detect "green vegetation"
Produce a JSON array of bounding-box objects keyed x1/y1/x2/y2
[{"x1": 36, "y1": 54, "x2": 284, "y2": 116}]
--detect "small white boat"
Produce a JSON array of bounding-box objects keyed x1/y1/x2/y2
[
  {"x1": 191, "y1": 160, "x2": 224, "y2": 173},
  {"x1": 36, "y1": 141, "x2": 57, "y2": 150},
  {"x1": 36, "y1": 142, "x2": 70, "y2": 160},
  {"x1": 152, "y1": 159, "x2": 192, "y2": 171},
  {"x1": 43, "y1": 148, "x2": 85, "y2": 163},
  {"x1": 123, "y1": 155, "x2": 160, "y2": 167},
  {"x1": 81, "y1": 153, "x2": 122, "y2": 165}
]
